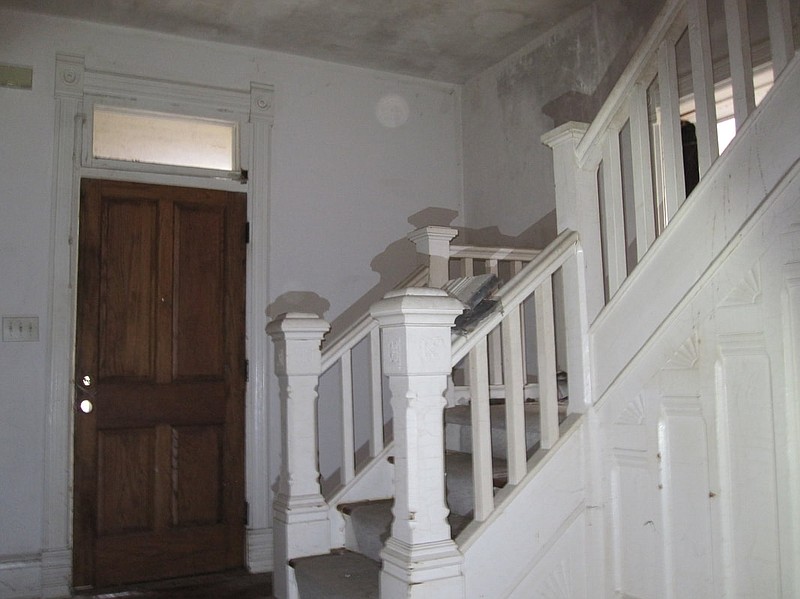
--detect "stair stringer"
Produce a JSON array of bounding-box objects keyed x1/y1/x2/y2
[
  {"x1": 591, "y1": 131, "x2": 800, "y2": 594},
  {"x1": 459, "y1": 413, "x2": 598, "y2": 599}
]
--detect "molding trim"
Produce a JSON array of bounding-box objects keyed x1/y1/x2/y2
[
  {"x1": 0, "y1": 554, "x2": 41, "y2": 599},
  {"x1": 44, "y1": 54, "x2": 274, "y2": 592}
]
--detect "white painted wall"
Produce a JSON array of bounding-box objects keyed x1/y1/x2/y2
[
  {"x1": 460, "y1": 0, "x2": 664, "y2": 248},
  {"x1": 0, "y1": 8, "x2": 462, "y2": 595}
]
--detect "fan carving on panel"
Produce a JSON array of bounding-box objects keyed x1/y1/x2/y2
[
  {"x1": 614, "y1": 395, "x2": 646, "y2": 426},
  {"x1": 719, "y1": 264, "x2": 762, "y2": 307},
  {"x1": 664, "y1": 332, "x2": 700, "y2": 370},
  {"x1": 537, "y1": 559, "x2": 573, "y2": 599}
]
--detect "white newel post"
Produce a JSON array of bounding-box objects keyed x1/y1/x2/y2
[
  {"x1": 408, "y1": 226, "x2": 459, "y2": 288},
  {"x1": 370, "y1": 288, "x2": 465, "y2": 599},
  {"x1": 267, "y1": 313, "x2": 331, "y2": 599},
  {"x1": 542, "y1": 123, "x2": 597, "y2": 412}
]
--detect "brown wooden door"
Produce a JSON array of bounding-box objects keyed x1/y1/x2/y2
[{"x1": 73, "y1": 179, "x2": 247, "y2": 588}]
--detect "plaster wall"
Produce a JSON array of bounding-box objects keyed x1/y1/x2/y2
[
  {"x1": 0, "y1": 7, "x2": 462, "y2": 585},
  {"x1": 460, "y1": 0, "x2": 664, "y2": 248}
]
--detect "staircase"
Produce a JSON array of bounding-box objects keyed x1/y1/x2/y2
[{"x1": 267, "y1": 0, "x2": 800, "y2": 596}]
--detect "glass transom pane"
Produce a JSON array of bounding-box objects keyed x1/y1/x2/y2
[{"x1": 93, "y1": 106, "x2": 236, "y2": 171}]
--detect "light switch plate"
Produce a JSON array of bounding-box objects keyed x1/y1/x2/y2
[{"x1": 2, "y1": 316, "x2": 39, "y2": 342}]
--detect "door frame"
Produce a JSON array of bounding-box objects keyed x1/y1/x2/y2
[{"x1": 43, "y1": 54, "x2": 274, "y2": 596}]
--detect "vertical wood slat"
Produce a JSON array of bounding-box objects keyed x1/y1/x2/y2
[
  {"x1": 658, "y1": 37, "x2": 686, "y2": 220},
  {"x1": 463, "y1": 258, "x2": 475, "y2": 277},
  {"x1": 602, "y1": 131, "x2": 627, "y2": 297},
  {"x1": 512, "y1": 261, "x2": 528, "y2": 370},
  {"x1": 501, "y1": 308, "x2": 527, "y2": 484},
  {"x1": 468, "y1": 339, "x2": 494, "y2": 521},
  {"x1": 687, "y1": 0, "x2": 719, "y2": 174},
  {"x1": 724, "y1": 0, "x2": 756, "y2": 129},
  {"x1": 369, "y1": 327, "x2": 383, "y2": 456},
  {"x1": 629, "y1": 83, "x2": 657, "y2": 260},
  {"x1": 766, "y1": 0, "x2": 794, "y2": 76},
  {"x1": 535, "y1": 278, "x2": 559, "y2": 450},
  {"x1": 487, "y1": 259, "x2": 503, "y2": 386},
  {"x1": 340, "y1": 352, "x2": 355, "y2": 483}
]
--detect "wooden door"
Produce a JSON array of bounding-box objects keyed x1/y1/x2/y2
[{"x1": 73, "y1": 179, "x2": 247, "y2": 588}]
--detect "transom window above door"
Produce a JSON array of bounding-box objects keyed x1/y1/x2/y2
[{"x1": 87, "y1": 103, "x2": 241, "y2": 177}]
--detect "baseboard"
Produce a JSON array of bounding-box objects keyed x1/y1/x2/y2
[
  {"x1": 246, "y1": 527, "x2": 273, "y2": 573},
  {"x1": 0, "y1": 554, "x2": 41, "y2": 599}
]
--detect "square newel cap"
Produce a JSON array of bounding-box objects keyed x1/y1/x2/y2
[
  {"x1": 407, "y1": 226, "x2": 459, "y2": 256},
  {"x1": 370, "y1": 288, "x2": 463, "y2": 327},
  {"x1": 266, "y1": 312, "x2": 330, "y2": 340}
]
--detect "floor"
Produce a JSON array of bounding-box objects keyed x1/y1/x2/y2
[{"x1": 73, "y1": 570, "x2": 272, "y2": 599}]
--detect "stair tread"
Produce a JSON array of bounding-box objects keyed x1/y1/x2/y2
[
  {"x1": 292, "y1": 549, "x2": 379, "y2": 599},
  {"x1": 444, "y1": 401, "x2": 566, "y2": 428}
]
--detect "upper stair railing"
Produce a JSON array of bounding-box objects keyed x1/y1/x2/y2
[{"x1": 544, "y1": 0, "x2": 797, "y2": 327}]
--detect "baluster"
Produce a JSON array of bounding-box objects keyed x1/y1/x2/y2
[
  {"x1": 502, "y1": 307, "x2": 527, "y2": 485},
  {"x1": 487, "y1": 259, "x2": 503, "y2": 386},
  {"x1": 369, "y1": 327, "x2": 383, "y2": 456},
  {"x1": 688, "y1": 0, "x2": 719, "y2": 174},
  {"x1": 464, "y1": 257, "x2": 474, "y2": 277},
  {"x1": 629, "y1": 83, "x2": 657, "y2": 259},
  {"x1": 724, "y1": 0, "x2": 756, "y2": 129},
  {"x1": 340, "y1": 352, "x2": 355, "y2": 483},
  {"x1": 468, "y1": 337, "x2": 494, "y2": 521},
  {"x1": 512, "y1": 260, "x2": 528, "y2": 375},
  {"x1": 658, "y1": 36, "x2": 686, "y2": 219},
  {"x1": 602, "y1": 130, "x2": 627, "y2": 297},
  {"x1": 766, "y1": 0, "x2": 794, "y2": 76},
  {"x1": 535, "y1": 278, "x2": 559, "y2": 449}
]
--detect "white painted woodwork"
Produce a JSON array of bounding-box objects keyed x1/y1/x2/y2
[
  {"x1": 766, "y1": 0, "x2": 795, "y2": 76},
  {"x1": 370, "y1": 288, "x2": 464, "y2": 599},
  {"x1": 267, "y1": 313, "x2": 331, "y2": 599},
  {"x1": 687, "y1": 0, "x2": 719, "y2": 174},
  {"x1": 368, "y1": 327, "x2": 383, "y2": 457},
  {"x1": 407, "y1": 226, "x2": 459, "y2": 288},
  {"x1": 340, "y1": 352, "x2": 356, "y2": 484},
  {"x1": 542, "y1": 123, "x2": 606, "y2": 323},
  {"x1": 535, "y1": 277, "x2": 560, "y2": 449},
  {"x1": 486, "y1": 259, "x2": 503, "y2": 386},
  {"x1": 601, "y1": 131, "x2": 628, "y2": 296},
  {"x1": 468, "y1": 339, "x2": 495, "y2": 521},
  {"x1": 501, "y1": 308, "x2": 527, "y2": 484},
  {"x1": 724, "y1": 0, "x2": 756, "y2": 129},
  {"x1": 629, "y1": 83, "x2": 657, "y2": 259},
  {"x1": 657, "y1": 37, "x2": 687, "y2": 219}
]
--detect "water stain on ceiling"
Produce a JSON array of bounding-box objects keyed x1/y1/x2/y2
[{"x1": 2, "y1": 0, "x2": 597, "y2": 82}]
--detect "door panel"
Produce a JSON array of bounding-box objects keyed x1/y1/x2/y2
[{"x1": 74, "y1": 179, "x2": 246, "y2": 588}]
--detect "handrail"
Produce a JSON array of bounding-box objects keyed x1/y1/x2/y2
[
  {"x1": 451, "y1": 230, "x2": 579, "y2": 367},
  {"x1": 449, "y1": 245, "x2": 541, "y2": 262}
]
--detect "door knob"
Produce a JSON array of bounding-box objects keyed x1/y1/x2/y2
[{"x1": 79, "y1": 399, "x2": 94, "y2": 413}]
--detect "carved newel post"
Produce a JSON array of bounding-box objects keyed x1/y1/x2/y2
[
  {"x1": 370, "y1": 288, "x2": 465, "y2": 599},
  {"x1": 267, "y1": 313, "x2": 330, "y2": 599}
]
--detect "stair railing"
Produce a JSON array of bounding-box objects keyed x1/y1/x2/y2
[
  {"x1": 367, "y1": 229, "x2": 586, "y2": 597},
  {"x1": 448, "y1": 229, "x2": 586, "y2": 524},
  {"x1": 544, "y1": 0, "x2": 797, "y2": 327}
]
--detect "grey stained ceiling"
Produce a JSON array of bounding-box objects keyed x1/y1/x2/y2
[{"x1": 2, "y1": 0, "x2": 597, "y2": 82}]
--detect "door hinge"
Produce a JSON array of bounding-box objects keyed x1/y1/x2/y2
[
  {"x1": 244, "y1": 500, "x2": 249, "y2": 525},
  {"x1": 244, "y1": 359, "x2": 249, "y2": 382},
  {"x1": 244, "y1": 222, "x2": 250, "y2": 244}
]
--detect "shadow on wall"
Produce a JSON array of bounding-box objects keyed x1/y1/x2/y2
[
  {"x1": 541, "y1": 0, "x2": 664, "y2": 126},
  {"x1": 268, "y1": 206, "x2": 558, "y2": 341}
]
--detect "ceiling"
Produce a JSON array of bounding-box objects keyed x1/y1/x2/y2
[{"x1": 2, "y1": 0, "x2": 597, "y2": 83}]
